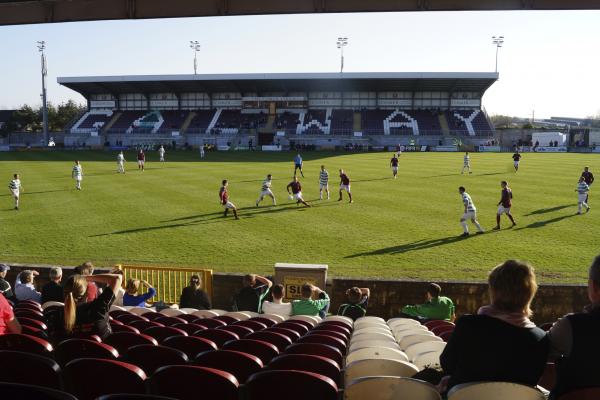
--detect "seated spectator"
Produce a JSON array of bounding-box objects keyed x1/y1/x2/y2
[
  {"x1": 75, "y1": 262, "x2": 97, "y2": 302},
  {"x1": 0, "y1": 291, "x2": 21, "y2": 334},
  {"x1": 233, "y1": 274, "x2": 272, "y2": 313},
  {"x1": 548, "y1": 255, "x2": 600, "y2": 399},
  {"x1": 14, "y1": 270, "x2": 41, "y2": 303},
  {"x1": 0, "y1": 264, "x2": 14, "y2": 300},
  {"x1": 401, "y1": 283, "x2": 455, "y2": 321},
  {"x1": 337, "y1": 287, "x2": 370, "y2": 321},
  {"x1": 123, "y1": 279, "x2": 156, "y2": 307},
  {"x1": 291, "y1": 283, "x2": 330, "y2": 318},
  {"x1": 261, "y1": 284, "x2": 291, "y2": 317},
  {"x1": 179, "y1": 275, "x2": 211, "y2": 310},
  {"x1": 41, "y1": 267, "x2": 64, "y2": 304},
  {"x1": 439, "y1": 260, "x2": 548, "y2": 393},
  {"x1": 47, "y1": 273, "x2": 122, "y2": 342}
]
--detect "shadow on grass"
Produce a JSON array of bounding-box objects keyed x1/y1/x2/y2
[
  {"x1": 352, "y1": 177, "x2": 394, "y2": 183},
  {"x1": 0, "y1": 189, "x2": 69, "y2": 197},
  {"x1": 346, "y1": 235, "x2": 470, "y2": 258},
  {"x1": 524, "y1": 205, "x2": 572, "y2": 216},
  {"x1": 515, "y1": 213, "x2": 578, "y2": 230}
]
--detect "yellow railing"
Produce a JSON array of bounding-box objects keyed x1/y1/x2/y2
[{"x1": 117, "y1": 264, "x2": 213, "y2": 305}]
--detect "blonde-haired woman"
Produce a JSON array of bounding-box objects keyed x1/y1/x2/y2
[
  {"x1": 439, "y1": 260, "x2": 548, "y2": 393},
  {"x1": 123, "y1": 279, "x2": 156, "y2": 307}
]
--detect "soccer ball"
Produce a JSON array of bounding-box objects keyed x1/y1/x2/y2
[{"x1": 288, "y1": 194, "x2": 294, "y2": 200}]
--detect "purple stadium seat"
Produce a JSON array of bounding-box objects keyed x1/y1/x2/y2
[
  {"x1": 172, "y1": 323, "x2": 207, "y2": 335},
  {"x1": 149, "y1": 365, "x2": 239, "y2": 400},
  {"x1": 63, "y1": 358, "x2": 146, "y2": 400},
  {"x1": 194, "y1": 350, "x2": 263, "y2": 383},
  {"x1": 104, "y1": 332, "x2": 158, "y2": 354},
  {"x1": 297, "y1": 334, "x2": 346, "y2": 354},
  {"x1": 0, "y1": 333, "x2": 53, "y2": 356},
  {"x1": 193, "y1": 318, "x2": 227, "y2": 329},
  {"x1": 218, "y1": 324, "x2": 254, "y2": 338},
  {"x1": 248, "y1": 317, "x2": 278, "y2": 327},
  {"x1": 176, "y1": 314, "x2": 203, "y2": 324},
  {"x1": 155, "y1": 316, "x2": 188, "y2": 326},
  {"x1": 123, "y1": 344, "x2": 189, "y2": 375},
  {"x1": 313, "y1": 324, "x2": 351, "y2": 338},
  {"x1": 223, "y1": 339, "x2": 279, "y2": 364},
  {"x1": 142, "y1": 326, "x2": 188, "y2": 343},
  {"x1": 244, "y1": 370, "x2": 338, "y2": 400},
  {"x1": 110, "y1": 323, "x2": 141, "y2": 334},
  {"x1": 234, "y1": 320, "x2": 268, "y2": 332},
  {"x1": 558, "y1": 387, "x2": 600, "y2": 400},
  {"x1": 268, "y1": 353, "x2": 341, "y2": 386},
  {"x1": 307, "y1": 329, "x2": 348, "y2": 343},
  {"x1": 116, "y1": 314, "x2": 149, "y2": 325},
  {"x1": 213, "y1": 315, "x2": 239, "y2": 325},
  {"x1": 265, "y1": 327, "x2": 301, "y2": 342},
  {"x1": 162, "y1": 335, "x2": 217, "y2": 359},
  {"x1": 129, "y1": 320, "x2": 165, "y2": 332},
  {"x1": 0, "y1": 383, "x2": 77, "y2": 400},
  {"x1": 17, "y1": 317, "x2": 47, "y2": 330},
  {"x1": 54, "y1": 338, "x2": 119, "y2": 366},
  {"x1": 194, "y1": 328, "x2": 239, "y2": 348},
  {"x1": 246, "y1": 331, "x2": 292, "y2": 351},
  {"x1": 285, "y1": 343, "x2": 343, "y2": 367},
  {"x1": 0, "y1": 350, "x2": 62, "y2": 389},
  {"x1": 276, "y1": 321, "x2": 310, "y2": 336}
]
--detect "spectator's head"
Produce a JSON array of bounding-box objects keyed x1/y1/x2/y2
[
  {"x1": 346, "y1": 287, "x2": 362, "y2": 304},
  {"x1": 125, "y1": 279, "x2": 141, "y2": 295},
  {"x1": 458, "y1": 186, "x2": 466, "y2": 194},
  {"x1": 21, "y1": 270, "x2": 34, "y2": 284},
  {"x1": 76, "y1": 262, "x2": 94, "y2": 276},
  {"x1": 190, "y1": 274, "x2": 201, "y2": 289},
  {"x1": 587, "y1": 255, "x2": 600, "y2": 305},
  {"x1": 272, "y1": 284, "x2": 285, "y2": 301},
  {"x1": 243, "y1": 274, "x2": 256, "y2": 288},
  {"x1": 49, "y1": 267, "x2": 62, "y2": 283},
  {"x1": 301, "y1": 283, "x2": 313, "y2": 299},
  {"x1": 426, "y1": 283, "x2": 442, "y2": 300},
  {"x1": 488, "y1": 260, "x2": 537, "y2": 317},
  {"x1": 63, "y1": 275, "x2": 88, "y2": 333},
  {"x1": 0, "y1": 264, "x2": 9, "y2": 278}
]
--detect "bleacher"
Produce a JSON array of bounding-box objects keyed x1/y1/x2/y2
[
  {"x1": 186, "y1": 109, "x2": 217, "y2": 134},
  {"x1": 301, "y1": 109, "x2": 328, "y2": 135},
  {"x1": 274, "y1": 111, "x2": 300, "y2": 134},
  {"x1": 157, "y1": 111, "x2": 189, "y2": 133},
  {"x1": 330, "y1": 109, "x2": 353, "y2": 135},
  {"x1": 70, "y1": 111, "x2": 113, "y2": 134},
  {"x1": 108, "y1": 111, "x2": 146, "y2": 134},
  {"x1": 447, "y1": 110, "x2": 493, "y2": 136}
]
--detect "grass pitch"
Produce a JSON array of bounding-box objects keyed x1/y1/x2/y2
[{"x1": 0, "y1": 150, "x2": 597, "y2": 283}]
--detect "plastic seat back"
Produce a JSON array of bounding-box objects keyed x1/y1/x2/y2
[
  {"x1": 285, "y1": 342, "x2": 343, "y2": 367},
  {"x1": 275, "y1": 321, "x2": 309, "y2": 335},
  {"x1": 345, "y1": 376, "x2": 441, "y2": 400},
  {"x1": 244, "y1": 370, "x2": 337, "y2": 400},
  {"x1": 194, "y1": 349, "x2": 263, "y2": 383},
  {"x1": 247, "y1": 331, "x2": 292, "y2": 351},
  {"x1": 217, "y1": 324, "x2": 254, "y2": 338},
  {"x1": 344, "y1": 358, "x2": 419, "y2": 384},
  {"x1": 194, "y1": 328, "x2": 239, "y2": 348},
  {"x1": 55, "y1": 338, "x2": 119, "y2": 366},
  {"x1": 150, "y1": 365, "x2": 239, "y2": 400},
  {"x1": 223, "y1": 338, "x2": 279, "y2": 364},
  {"x1": 0, "y1": 382, "x2": 77, "y2": 400},
  {"x1": 404, "y1": 340, "x2": 447, "y2": 362},
  {"x1": 268, "y1": 353, "x2": 341, "y2": 385},
  {"x1": 346, "y1": 346, "x2": 409, "y2": 364},
  {"x1": 104, "y1": 332, "x2": 158, "y2": 354},
  {"x1": 399, "y1": 334, "x2": 442, "y2": 350},
  {"x1": 558, "y1": 387, "x2": 600, "y2": 400},
  {"x1": 0, "y1": 333, "x2": 53, "y2": 356},
  {"x1": 143, "y1": 326, "x2": 188, "y2": 343},
  {"x1": 0, "y1": 350, "x2": 62, "y2": 389},
  {"x1": 265, "y1": 327, "x2": 301, "y2": 342},
  {"x1": 233, "y1": 320, "x2": 268, "y2": 332},
  {"x1": 298, "y1": 334, "x2": 347, "y2": 354},
  {"x1": 447, "y1": 382, "x2": 546, "y2": 400},
  {"x1": 248, "y1": 316, "x2": 278, "y2": 327},
  {"x1": 123, "y1": 344, "x2": 189, "y2": 375},
  {"x1": 163, "y1": 335, "x2": 217, "y2": 359},
  {"x1": 155, "y1": 316, "x2": 187, "y2": 326}
]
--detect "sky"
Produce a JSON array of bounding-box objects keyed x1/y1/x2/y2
[{"x1": 0, "y1": 10, "x2": 599, "y2": 119}]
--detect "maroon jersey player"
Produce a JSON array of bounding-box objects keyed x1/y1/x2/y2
[
  {"x1": 219, "y1": 179, "x2": 239, "y2": 220},
  {"x1": 286, "y1": 176, "x2": 311, "y2": 207},
  {"x1": 390, "y1": 154, "x2": 400, "y2": 179},
  {"x1": 494, "y1": 181, "x2": 516, "y2": 230},
  {"x1": 137, "y1": 150, "x2": 146, "y2": 171},
  {"x1": 338, "y1": 169, "x2": 353, "y2": 203}
]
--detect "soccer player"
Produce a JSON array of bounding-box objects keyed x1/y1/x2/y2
[
  {"x1": 494, "y1": 181, "x2": 516, "y2": 230},
  {"x1": 458, "y1": 186, "x2": 484, "y2": 236},
  {"x1": 318, "y1": 165, "x2": 330, "y2": 200},
  {"x1": 72, "y1": 161, "x2": 83, "y2": 190},
  {"x1": 286, "y1": 176, "x2": 311, "y2": 207},
  {"x1": 8, "y1": 174, "x2": 22, "y2": 210},
  {"x1": 294, "y1": 153, "x2": 304, "y2": 177},
  {"x1": 390, "y1": 153, "x2": 400, "y2": 179},
  {"x1": 461, "y1": 152, "x2": 472, "y2": 174},
  {"x1": 576, "y1": 176, "x2": 591, "y2": 214},
  {"x1": 512, "y1": 151, "x2": 522, "y2": 172},
  {"x1": 582, "y1": 166, "x2": 594, "y2": 203},
  {"x1": 117, "y1": 151, "x2": 126, "y2": 174},
  {"x1": 256, "y1": 174, "x2": 276, "y2": 207},
  {"x1": 158, "y1": 145, "x2": 165, "y2": 162},
  {"x1": 219, "y1": 179, "x2": 239, "y2": 220},
  {"x1": 137, "y1": 150, "x2": 145, "y2": 171},
  {"x1": 338, "y1": 169, "x2": 353, "y2": 203}
]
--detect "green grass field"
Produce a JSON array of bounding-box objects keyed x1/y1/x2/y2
[{"x1": 0, "y1": 150, "x2": 597, "y2": 283}]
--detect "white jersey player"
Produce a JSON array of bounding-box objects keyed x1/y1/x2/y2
[
  {"x1": 461, "y1": 152, "x2": 472, "y2": 174},
  {"x1": 8, "y1": 174, "x2": 22, "y2": 210},
  {"x1": 576, "y1": 177, "x2": 591, "y2": 214},
  {"x1": 158, "y1": 145, "x2": 165, "y2": 162},
  {"x1": 459, "y1": 186, "x2": 484, "y2": 236},
  {"x1": 72, "y1": 161, "x2": 83, "y2": 190},
  {"x1": 117, "y1": 151, "x2": 126, "y2": 174},
  {"x1": 256, "y1": 174, "x2": 276, "y2": 207},
  {"x1": 319, "y1": 165, "x2": 330, "y2": 200}
]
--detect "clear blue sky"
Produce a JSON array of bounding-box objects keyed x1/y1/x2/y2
[{"x1": 1, "y1": 10, "x2": 599, "y2": 119}]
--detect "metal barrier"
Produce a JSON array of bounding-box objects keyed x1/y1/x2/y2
[{"x1": 117, "y1": 264, "x2": 213, "y2": 305}]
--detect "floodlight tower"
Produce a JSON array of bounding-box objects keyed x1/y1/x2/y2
[
  {"x1": 189, "y1": 41, "x2": 201, "y2": 75},
  {"x1": 492, "y1": 35, "x2": 504, "y2": 73},
  {"x1": 336, "y1": 37, "x2": 349, "y2": 73},
  {"x1": 37, "y1": 41, "x2": 49, "y2": 143}
]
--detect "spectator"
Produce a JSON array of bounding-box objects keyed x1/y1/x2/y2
[
  {"x1": 261, "y1": 284, "x2": 292, "y2": 317},
  {"x1": 179, "y1": 275, "x2": 211, "y2": 310},
  {"x1": 547, "y1": 255, "x2": 600, "y2": 399},
  {"x1": 337, "y1": 287, "x2": 370, "y2": 321},
  {"x1": 41, "y1": 267, "x2": 63, "y2": 304},
  {"x1": 233, "y1": 274, "x2": 272, "y2": 313},
  {"x1": 47, "y1": 273, "x2": 122, "y2": 342},
  {"x1": 123, "y1": 279, "x2": 156, "y2": 307},
  {"x1": 0, "y1": 264, "x2": 13, "y2": 299},
  {"x1": 75, "y1": 262, "x2": 97, "y2": 302},
  {"x1": 14, "y1": 270, "x2": 41, "y2": 303},
  {"x1": 401, "y1": 283, "x2": 455, "y2": 321},
  {"x1": 291, "y1": 283, "x2": 330, "y2": 318},
  {"x1": 439, "y1": 260, "x2": 548, "y2": 393},
  {"x1": 0, "y1": 292, "x2": 21, "y2": 334}
]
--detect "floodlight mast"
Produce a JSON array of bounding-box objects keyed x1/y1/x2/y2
[
  {"x1": 492, "y1": 35, "x2": 504, "y2": 73},
  {"x1": 189, "y1": 41, "x2": 201, "y2": 75},
  {"x1": 336, "y1": 37, "x2": 349, "y2": 73},
  {"x1": 37, "y1": 40, "x2": 49, "y2": 144}
]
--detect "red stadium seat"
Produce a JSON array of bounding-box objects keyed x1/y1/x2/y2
[
  {"x1": 194, "y1": 350, "x2": 263, "y2": 383},
  {"x1": 297, "y1": 334, "x2": 347, "y2": 354},
  {"x1": 0, "y1": 350, "x2": 62, "y2": 389},
  {"x1": 307, "y1": 329, "x2": 348, "y2": 343},
  {"x1": 538, "y1": 362, "x2": 556, "y2": 392},
  {"x1": 223, "y1": 339, "x2": 279, "y2": 364},
  {"x1": 244, "y1": 370, "x2": 338, "y2": 400},
  {"x1": 424, "y1": 320, "x2": 454, "y2": 331},
  {"x1": 142, "y1": 326, "x2": 188, "y2": 343},
  {"x1": 17, "y1": 299, "x2": 42, "y2": 309},
  {"x1": 558, "y1": 387, "x2": 600, "y2": 400},
  {"x1": 0, "y1": 382, "x2": 77, "y2": 400},
  {"x1": 109, "y1": 310, "x2": 132, "y2": 319},
  {"x1": 439, "y1": 330, "x2": 453, "y2": 342},
  {"x1": 110, "y1": 323, "x2": 141, "y2": 334},
  {"x1": 266, "y1": 327, "x2": 301, "y2": 342},
  {"x1": 141, "y1": 311, "x2": 164, "y2": 321},
  {"x1": 431, "y1": 325, "x2": 454, "y2": 337},
  {"x1": 176, "y1": 314, "x2": 203, "y2": 324},
  {"x1": 171, "y1": 322, "x2": 207, "y2": 335},
  {"x1": 163, "y1": 335, "x2": 217, "y2": 359},
  {"x1": 247, "y1": 331, "x2": 292, "y2": 351},
  {"x1": 319, "y1": 320, "x2": 353, "y2": 330},
  {"x1": 248, "y1": 317, "x2": 278, "y2": 327},
  {"x1": 218, "y1": 324, "x2": 254, "y2": 338},
  {"x1": 268, "y1": 353, "x2": 341, "y2": 386},
  {"x1": 285, "y1": 343, "x2": 343, "y2": 367},
  {"x1": 129, "y1": 320, "x2": 164, "y2": 332},
  {"x1": 0, "y1": 333, "x2": 53, "y2": 356},
  {"x1": 234, "y1": 320, "x2": 268, "y2": 331},
  {"x1": 193, "y1": 318, "x2": 227, "y2": 329},
  {"x1": 16, "y1": 316, "x2": 48, "y2": 331},
  {"x1": 154, "y1": 316, "x2": 188, "y2": 326},
  {"x1": 149, "y1": 365, "x2": 239, "y2": 400},
  {"x1": 213, "y1": 315, "x2": 239, "y2": 325},
  {"x1": 64, "y1": 358, "x2": 147, "y2": 400},
  {"x1": 276, "y1": 321, "x2": 310, "y2": 336},
  {"x1": 194, "y1": 329, "x2": 239, "y2": 348},
  {"x1": 123, "y1": 344, "x2": 189, "y2": 375},
  {"x1": 15, "y1": 303, "x2": 43, "y2": 312},
  {"x1": 104, "y1": 332, "x2": 158, "y2": 354},
  {"x1": 20, "y1": 324, "x2": 49, "y2": 339},
  {"x1": 116, "y1": 314, "x2": 149, "y2": 325},
  {"x1": 313, "y1": 323, "x2": 351, "y2": 338},
  {"x1": 54, "y1": 339, "x2": 118, "y2": 366},
  {"x1": 96, "y1": 395, "x2": 177, "y2": 400},
  {"x1": 70, "y1": 333, "x2": 102, "y2": 342}
]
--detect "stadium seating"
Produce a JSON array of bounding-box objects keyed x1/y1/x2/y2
[
  {"x1": 447, "y1": 382, "x2": 546, "y2": 400},
  {"x1": 0, "y1": 333, "x2": 53, "y2": 356},
  {"x1": 149, "y1": 365, "x2": 239, "y2": 400},
  {"x1": 104, "y1": 331, "x2": 158, "y2": 354},
  {"x1": 345, "y1": 358, "x2": 419, "y2": 383},
  {"x1": 243, "y1": 370, "x2": 338, "y2": 400},
  {"x1": 0, "y1": 382, "x2": 77, "y2": 400},
  {"x1": 194, "y1": 349, "x2": 263, "y2": 383},
  {"x1": 122, "y1": 344, "x2": 189, "y2": 375},
  {"x1": 162, "y1": 335, "x2": 217, "y2": 359},
  {"x1": 344, "y1": 376, "x2": 441, "y2": 400},
  {"x1": 246, "y1": 330, "x2": 292, "y2": 351},
  {"x1": 268, "y1": 353, "x2": 341, "y2": 385},
  {"x1": 142, "y1": 326, "x2": 188, "y2": 343},
  {"x1": 223, "y1": 339, "x2": 279, "y2": 364},
  {"x1": 285, "y1": 343, "x2": 343, "y2": 367},
  {"x1": 54, "y1": 338, "x2": 119, "y2": 366},
  {"x1": 558, "y1": 387, "x2": 600, "y2": 400},
  {"x1": 194, "y1": 329, "x2": 239, "y2": 347},
  {"x1": 0, "y1": 350, "x2": 62, "y2": 389}
]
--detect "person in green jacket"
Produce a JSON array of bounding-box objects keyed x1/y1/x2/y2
[
  {"x1": 401, "y1": 283, "x2": 455, "y2": 321},
  {"x1": 291, "y1": 283, "x2": 330, "y2": 318}
]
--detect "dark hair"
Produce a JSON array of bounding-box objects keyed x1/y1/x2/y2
[
  {"x1": 301, "y1": 284, "x2": 313, "y2": 298},
  {"x1": 427, "y1": 283, "x2": 442, "y2": 297},
  {"x1": 243, "y1": 274, "x2": 255, "y2": 287},
  {"x1": 272, "y1": 284, "x2": 284, "y2": 298},
  {"x1": 347, "y1": 287, "x2": 362, "y2": 304},
  {"x1": 222, "y1": 179, "x2": 227, "y2": 185},
  {"x1": 459, "y1": 186, "x2": 466, "y2": 192}
]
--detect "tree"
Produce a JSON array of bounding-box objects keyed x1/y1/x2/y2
[
  {"x1": 490, "y1": 114, "x2": 515, "y2": 129},
  {"x1": 2, "y1": 100, "x2": 85, "y2": 134}
]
